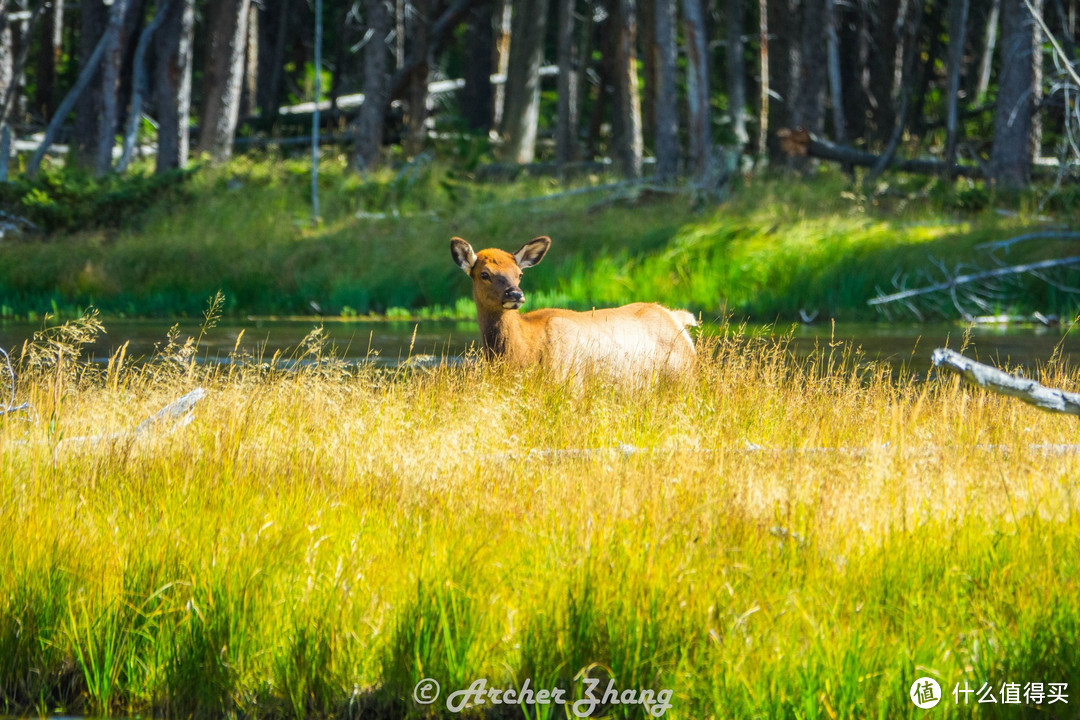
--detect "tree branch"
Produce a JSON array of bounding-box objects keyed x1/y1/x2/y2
[
  {"x1": 869, "y1": 254, "x2": 1080, "y2": 306},
  {"x1": 116, "y1": 0, "x2": 174, "y2": 173},
  {"x1": 932, "y1": 347, "x2": 1080, "y2": 419}
]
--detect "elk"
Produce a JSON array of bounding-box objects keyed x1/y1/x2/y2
[{"x1": 450, "y1": 235, "x2": 697, "y2": 378}]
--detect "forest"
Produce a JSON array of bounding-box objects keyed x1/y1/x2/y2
[{"x1": 0, "y1": 0, "x2": 1076, "y2": 190}]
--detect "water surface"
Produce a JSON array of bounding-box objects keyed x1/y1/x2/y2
[{"x1": 0, "y1": 317, "x2": 1076, "y2": 373}]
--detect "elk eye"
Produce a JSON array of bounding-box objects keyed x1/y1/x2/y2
[{"x1": 480, "y1": 271, "x2": 490, "y2": 281}]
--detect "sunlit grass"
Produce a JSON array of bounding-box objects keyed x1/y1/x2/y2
[
  {"x1": 2, "y1": 157, "x2": 1073, "y2": 322},
  {"x1": 2, "y1": 314, "x2": 1078, "y2": 718}
]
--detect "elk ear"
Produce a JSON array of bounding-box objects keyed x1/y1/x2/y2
[
  {"x1": 450, "y1": 237, "x2": 477, "y2": 274},
  {"x1": 514, "y1": 236, "x2": 551, "y2": 269}
]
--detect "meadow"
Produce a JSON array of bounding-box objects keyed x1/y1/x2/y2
[{"x1": 2, "y1": 313, "x2": 1079, "y2": 719}]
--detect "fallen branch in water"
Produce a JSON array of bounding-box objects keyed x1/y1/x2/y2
[{"x1": 932, "y1": 348, "x2": 1080, "y2": 419}]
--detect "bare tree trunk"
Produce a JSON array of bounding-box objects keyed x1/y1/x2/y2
[
  {"x1": 909, "y1": 0, "x2": 943, "y2": 136},
  {"x1": 71, "y1": 0, "x2": 108, "y2": 171},
  {"x1": 639, "y1": 0, "x2": 655, "y2": 144},
  {"x1": 791, "y1": 0, "x2": 827, "y2": 140},
  {"x1": 403, "y1": 0, "x2": 431, "y2": 156},
  {"x1": 727, "y1": 0, "x2": 748, "y2": 148},
  {"x1": 196, "y1": 0, "x2": 252, "y2": 163},
  {"x1": 29, "y1": 6, "x2": 113, "y2": 176},
  {"x1": 395, "y1": 0, "x2": 405, "y2": 69},
  {"x1": 943, "y1": 0, "x2": 969, "y2": 176},
  {"x1": 1030, "y1": 0, "x2": 1043, "y2": 160},
  {"x1": 824, "y1": 0, "x2": 845, "y2": 145},
  {"x1": 118, "y1": 0, "x2": 173, "y2": 173},
  {"x1": 256, "y1": 0, "x2": 293, "y2": 119},
  {"x1": 0, "y1": 11, "x2": 11, "y2": 114},
  {"x1": 865, "y1": 0, "x2": 922, "y2": 185},
  {"x1": 976, "y1": 0, "x2": 1000, "y2": 101},
  {"x1": 0, "y1": 13, "x2": 10, "y2": 175},
  {"x1": 501, "y1": 0, "x2": 549, "y2": 163},
  {"x1": 154, "y1": 0, "x2": 195, "y2": 172},
  {"x1": 462, "y1": 0, "x2": 494, "y2": 131},
  {"x1": 989, "y1": 0, "x2": 1037, "y2": 187},
  {"x1": 867, "y1": 0, "x2": 901, "y2": 145},
  {"x1": 683, "y1": 0, "x2": 712, "y2": 177},
  {"x1": 352, "y1": 0, "x2": 391, "y2": 170},
  {"x1": 612, "y1": 0, "x2": 642, "y2": 176},
  {"x1": 586, "y1": 2, "x2": 612, "y2": 157},
  {"x1": 33, "y1": 0, "x2": 63, "y2": 121},
  {"x1": 841, "y1": 0, "x2": 868, "y2": 142},
  {"x1": 765, "y1": 0, "x2": 793, "y2": 159},
  {"x1": 493, "y1": 0, "x2": 512, "y2": 127},
  {"x1": 96, "y1": 0, "x2": 130, "y2": 177},
  {"x1": 556, "y1": 0, "x2": 581, "y2": 164},
  {"x1": 653, "y1": 0, "x2": 678, "y2": 178},
  {"x1": 758, "y1": 0, "x2": 769, "y2": 157},
  {"x1": 242, "y1": 3, "x2": 259, "y2": 117}
]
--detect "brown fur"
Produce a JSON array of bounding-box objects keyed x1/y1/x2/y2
[{"x1": 451, "y1": 236, "x2": 697, "y2": 378}]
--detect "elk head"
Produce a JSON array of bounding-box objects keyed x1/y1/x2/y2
[{"x1": 450, "y1": 236, "x2": 550, "y2": 313}]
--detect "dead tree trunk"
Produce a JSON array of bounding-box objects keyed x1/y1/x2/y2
[
  {"x1": 612, "y1": 0, "x2": 643, "y2": 177},
  {"x1": 403, "y1": 0, "x2": 431, "y2": 157},
  {"x1": 501, "y1": 0, "x2": 549, "y2": 163},
  {"x1": 462, "y1": 0, "x2": 495, "y2": 132},
  {"x1": 196, "y1": 0, "x2": 252, "y2": 163},
  {"x1": 0, "y1": 12, "x2": 11, "y2": 123},
  {"x1": 71, "y1": 0, "x2": 108, "y2": 171},
  {"x1": 256, "y1": 0, "x2": 294, "y2": 120},
  {"x1": 824, "y1": 0, "x2": 845, "y2": 145},
  {"x1": 683, "y1": 0, "x2": 712, "y2": 178},
  {"x1": 758, "y1": 0, "x2": 769, "y2": 156},
  {"x1": 867, "y1": 0, "x2": 901, "y2": 145},
  {"x1": 975, "y1": 0, "x2": 1000, "y2": 101},
  {"x1": 96, "y1": 0, "x2": 130, "y2": 177},
  {"x1": 727, "y1": 0, "x2": 749, "y2": 148},
  {"x1": 33, "y1": 0, "x2": 64, "y2": 121},
  {"x1": 352, "y1": 0, "x2": 391, "y2": 170},
  {"x1": 989, "y1": 0, "x2": 1037, "y2": 188},
  {"x1": 765, "y1": 0, "x2": 793, "y2": 159},
  {"x1": 154, "y1": 0, "x2": 195, "y2": 172},
  {"x1": 493, "y1": 0, "x2": 512, "y2": 127},
  {"x1": 653, "y1": 0, "x2": 678, "y2": 178},
  {"x1": 0, "y1": 15, "x2": 10, "y2": 179},
  {"x1": 943, "y1": 0, "x2": 969, "y2": 176},
  {"x1": 118, "y1": 0, "x2": 173, "y2": 173},
  {"x1": 933, "y1": 348, "x2": 1080, "y2": 420},
  {"x1": 556, "y1": 0, "x2": 580, "y2": 164},
  {"x1": 242, "y1": 2, "x2": 259, "y2": 117},
  {"x1": 791, "y1": 0, "x2": 827, "y2": 159}
]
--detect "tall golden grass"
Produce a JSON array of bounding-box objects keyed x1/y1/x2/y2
[{"x1": 1, "y1": 314, "x2": 1078, "y2": 719}]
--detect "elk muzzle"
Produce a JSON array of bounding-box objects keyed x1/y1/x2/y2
[{"x1": 503, "y1": 288, "x2": 525, "y2": 309}]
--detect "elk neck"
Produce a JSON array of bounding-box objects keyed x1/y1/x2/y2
[{"x1": 475, "y1": 304, "x2": 532, "y2": 362}]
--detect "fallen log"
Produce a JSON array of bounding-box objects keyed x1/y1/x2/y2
[
  {"x1": 58, "y1": 387, "x2": 207, "y2": 449},
  {"x1": 778, "y1": 128, "x2": 984, "y2": 178},
  {"x1": 931, "y1": 347, "x2": 1080, "y2": 419}
]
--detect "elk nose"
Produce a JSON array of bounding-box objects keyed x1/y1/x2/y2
[{"x1": 504, "y1": 288, "x2": 525, "y2": 303}]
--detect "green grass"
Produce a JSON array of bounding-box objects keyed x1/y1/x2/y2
[
  {"x1": 1, "y1": 156, "x2": 1076, "y2": 322},
  {"x1": 2, "y1": 314, "x2": 1080, "y2": 718}
]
